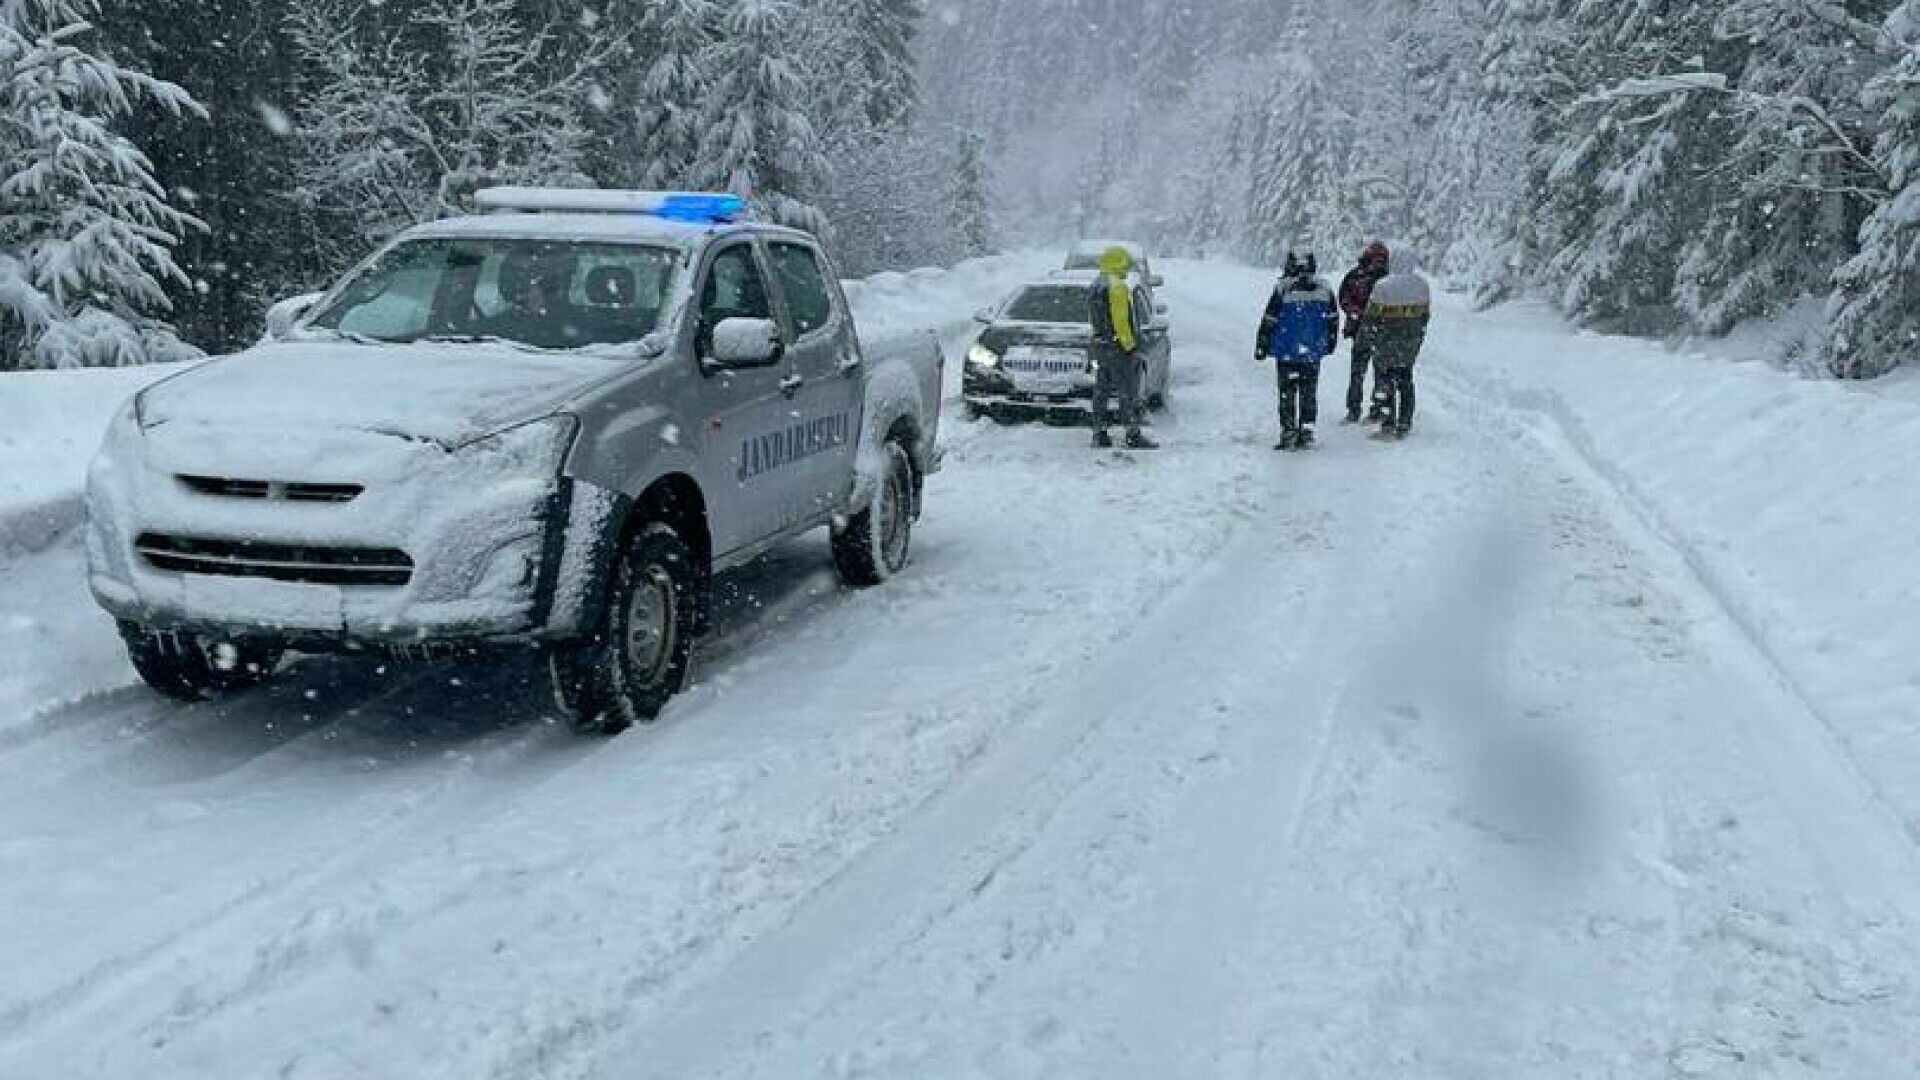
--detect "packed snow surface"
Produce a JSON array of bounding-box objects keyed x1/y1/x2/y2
[{"x1": 2, "y1": 257, "x2": 1918, "y2": 1078}]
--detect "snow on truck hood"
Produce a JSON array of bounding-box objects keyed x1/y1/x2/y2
[{"x1": 139, "y1": 340, "x2": 617, "y2": 448}]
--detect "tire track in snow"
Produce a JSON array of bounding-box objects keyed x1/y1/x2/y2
[
  {"x1": 0, "y1": 662, "x2": 580, "y2": 1055},
  {"x1": 572, "y1": 265, "x2": 1282, "y2": 1080}
]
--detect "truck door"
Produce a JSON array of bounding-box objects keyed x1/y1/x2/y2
[
  {"x1": 693, "y1": 240, "x2": 797, "y2": 555},
  {"x1": 768, "y1": 241, "x2": 862, "y2": 521}
]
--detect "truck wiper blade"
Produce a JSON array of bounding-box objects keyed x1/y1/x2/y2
[
  {"x1": 313, "y1": 328, "x2": 383, "y2": 345},
  {"x1": 409, "y1": 334, "x2": 519, "y2": 346}
]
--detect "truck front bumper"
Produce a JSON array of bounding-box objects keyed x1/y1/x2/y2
[{"x1": 86, "y1": 424, "x2": 623, "y2": 652}]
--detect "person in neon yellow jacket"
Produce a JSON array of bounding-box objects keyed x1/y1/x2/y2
[{"x1": 1086, "y1": 247, "x2": 1157, "y2": 450}]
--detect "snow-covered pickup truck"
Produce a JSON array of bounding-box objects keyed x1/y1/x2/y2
[{"x1": 85, "y1": 189, "x2": 944, "y2": 733}]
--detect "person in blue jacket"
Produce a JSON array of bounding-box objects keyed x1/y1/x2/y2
[{"x1": 1256, "y1": 251, "x2": 1340, "y2": 450}]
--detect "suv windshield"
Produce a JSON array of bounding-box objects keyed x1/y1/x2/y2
[
  {"x1": 307, "y1": 238, "x2": 679, "y2": 351},
  {"x1": 1003, "y1": 285, "x2": 1091, "y2": 324}
]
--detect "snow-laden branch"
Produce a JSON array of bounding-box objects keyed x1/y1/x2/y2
[{"x1": 1573, "y1": 71, "x2": 1729, "y2": 107}]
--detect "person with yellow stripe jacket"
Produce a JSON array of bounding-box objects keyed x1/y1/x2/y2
[
  {"x1": 1356, "y1": 250, "x2": 1432, "y2": 439},
  {"x1": 1086, "y1": 247, "x2": 1158, "y2": 450}
]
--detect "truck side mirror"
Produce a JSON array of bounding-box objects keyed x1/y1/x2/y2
[
  {"x1": 709, "y1": 317, "x2": 784, "y2": 369},
  {"x1": 264, "y1": 292, "x2": 324, "y2": 341},
  {"x1": 973, "y1": 307, "x2": 994, "y2": 324}
]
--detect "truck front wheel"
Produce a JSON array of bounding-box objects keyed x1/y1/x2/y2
[
  {"x1": 119, "y1": 622, "x2": 283, "y2": 701},
  {"x1": 549, "y1": 522, "x2": 698, "y2": 735},
  {"x1": 833, "y1": 438, "x2": 915, "y2": 588}
]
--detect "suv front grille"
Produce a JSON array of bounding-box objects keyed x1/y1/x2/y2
[
  {"x1": 1003, "y1": 351, "x2": 1086, "y2": 375},
  {"x1": 135, "y1": 533, "x2": 413, "y2": 587},
  {"x1": 178, "y1": 475, "x2": 364, "y2": 504}
]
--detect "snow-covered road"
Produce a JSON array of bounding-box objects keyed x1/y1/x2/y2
[{"x1": 5, "y1": 261, "x2": 1919, "y2": 1079}]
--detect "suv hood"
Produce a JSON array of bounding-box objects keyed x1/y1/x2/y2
[
  {"x1": 140, "y1": 340, "x2": 621, "y2": 448},
  {"x1": 982, "y1": 323, "x2": 1091, "y2": 351}
]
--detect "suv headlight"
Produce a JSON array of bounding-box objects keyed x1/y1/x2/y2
[{"x1": 966, "y1": 343, "x2": 1001, "y2": 370}]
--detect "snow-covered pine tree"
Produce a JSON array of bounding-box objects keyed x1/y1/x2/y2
[
  {"x1": 1246, "y1": 9, "x2": 1350, "y2": 263},
  {"x1": 1072, "y1": 125, "x2": 1125, "y2": 239},
  {"x1": 1178, "y1": 87, "x2": 1252, "y2": 259},
  {"x1": 1674, "y1": 0, "x2": 1895, "y2": 336},
  {"x1": 952, "y1": 130, "x2": 993, "y2": 258},
  {"x1": 627, "y1": 0, "x2": 716, "y2": 190},
  {"x1": 1360, "y1": 0, "x2": 1518, "y2": 273},
  {"x1": 285, "y1": 0, "x2": 607, "y2": 269},
  {"x1": 99, "y1": 0, "x2": 326, "y2": 352},
  {"x1": 1827, "y1": 2, "x2": 1920, "y2": 377},
  {"x1": 1515, "y1": 1, "x2": 1735, "y2": 330},
  {"x1": 802, "y1": 0, "x2": 921, "y2": 136},
  {"x1": 691, "y1": 0, "x2": 830, "y2": 233},
  {"x1": 0, "y1": 0, "x2": 204, "y2": 368}
]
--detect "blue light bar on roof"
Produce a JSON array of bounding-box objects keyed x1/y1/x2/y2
[
  {"x1": 651, "y1": 193, "x2": 748, "y2": 223},
  {"x1": 473, "y1": 187, "x2": 749, "y2": 223}
]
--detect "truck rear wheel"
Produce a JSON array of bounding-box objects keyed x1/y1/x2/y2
[
  {"x1": 833, "y1": 439, "x2": 915, "y2": 588},
  {"x1": 119, "y1": 621, "x2": 283, "y2": 701},
  {"x1": 549, "y1": 523, "x2": 698, "y2": 735}
]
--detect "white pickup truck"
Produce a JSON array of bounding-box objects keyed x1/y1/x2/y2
[{"x1": 85, "y1": 189, "x2": 946, "y2": 733}]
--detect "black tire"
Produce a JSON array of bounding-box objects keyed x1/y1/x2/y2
[
  {"x1": 119, "y1": 621, "x2": 283, "y2": 701},
  {"x1": 548, "y1": 523, "x2": 699, "y2": 735},
  {"x1": 833, "y1": 439, "x2": 915, "y2": 589},
  {"x1": 963, "y1": 400, "x2": 987, "y2": 421}
]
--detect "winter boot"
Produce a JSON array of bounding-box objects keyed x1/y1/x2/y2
[
  {"x1": 1275, "y1": 429, "x2": 1298, "y2": 451},
  {"x1": 1092, "y1": 429, "x2": 1114, "y2": 449},
  {"x1": 1124, "y1": 429, "x2": 1159, "y2": 450},
  {"x1": 1343, "y1": 408, "x2": 1362, "y2": 424},
  {"x1": 1297, "y1": 426, "x2": 1315, "y2": 449}
]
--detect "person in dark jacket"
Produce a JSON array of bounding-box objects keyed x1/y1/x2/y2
[
  {"x1": 1357, "y1": 250, "x2": 1432, "y2": 439},
  {"x1": 1256, "y1": 251, "x2": 1339, "y2": 450},
  {"x1": 1338, "y1": 240, "x2": 1391, "y2": 423},
  {"x1": 1087, "y1": 246, "x2": 1156, "y2": 450}
]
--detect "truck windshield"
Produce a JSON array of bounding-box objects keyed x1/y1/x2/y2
[
  {"x1": 306, "y1": 238, "x2": 679, "y2": 351},
  {"x1": 1003, "y1": 286, "x2": 1091, "y2": 324}
]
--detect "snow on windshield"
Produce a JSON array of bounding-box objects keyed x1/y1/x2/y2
[
  {"x1": 1003, "y1": 285, "x2": 1090, "y2": 324},
  {"x1": 307, "y1": 239, "x2": 678, "y2": 352}
]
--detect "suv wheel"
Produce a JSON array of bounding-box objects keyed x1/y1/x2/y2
[
  {"x1": 550, "y1": 522, "x2": 698, "y2": 735},
  {"x1": 119, "y1": 622, "x2": 283, "y2": 701},
  {"x1": 833, "y1": 438, "x2": 915, "y2": 588}
]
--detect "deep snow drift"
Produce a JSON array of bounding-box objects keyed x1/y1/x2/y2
[{"x1": 2, "y1": 256, "x2": 1918, "y2": 1079}]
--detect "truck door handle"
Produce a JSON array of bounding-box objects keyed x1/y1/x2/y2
[{"x1": 779, "y1": 373, "x2": 805, "y2": 397}]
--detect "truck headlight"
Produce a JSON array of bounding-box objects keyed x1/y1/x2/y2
[
  {"x1": 966, "y1": 343, "x2": 1001, "y2": 370},
  {"x1": 88, "y1": 398, "x2": 144, "y2": 496},
  {"x1": 459, "y1": 415, "x2": 579, "y2": 480}
]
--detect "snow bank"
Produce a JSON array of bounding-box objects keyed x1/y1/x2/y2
[
  {"x1": 1433, "y1": 295, "x2": 1920, "y2": 837},
  {"x1": 844, "y1": 251, "x2": 1051, "y2": 343},
  {"x1": 0, "y1": 364, "x2": 182, "y2": 554}
]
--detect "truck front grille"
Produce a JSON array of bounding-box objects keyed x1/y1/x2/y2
[
  {"x1": 178, "y1": 475, "x2": 364, "y2": 504},
  {"x1": 135, "y1": 533, "x2": 413, "y2": 587}
]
